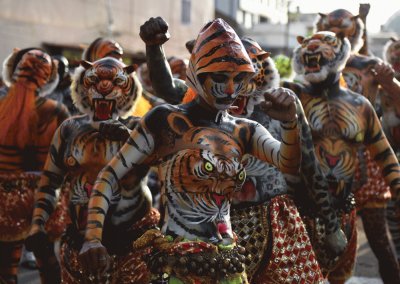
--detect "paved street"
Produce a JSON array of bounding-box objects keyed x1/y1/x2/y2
[{"x1": 18, "y1": 217, "x2": 386, "y2": 283}]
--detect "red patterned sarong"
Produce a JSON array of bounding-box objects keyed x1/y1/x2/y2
[
  {"x1": 60, "y1": 208, "x2": 159, "y2": 283},
  {"x1": 252, "y1": 195, "x2": 324, "y2": 284},
  {"x1": 0, "y1": 173, "x2": 69, "y2": 242},
  {"x1": 353, "y1": 149, "x2": 391, "y2": 209},
  {"x1": 325, "y1": 210, "x2": 357, "y2": 283}
]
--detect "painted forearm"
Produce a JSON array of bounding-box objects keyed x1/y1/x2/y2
[
  {"x1": 85, "y1": 122, "x2": 155, "y2": 242},
  {"x1": 84, "y1": 166, "x2": 117, "y2": 242},
  {"x1": 251, "y1": 120, "x2": 300, "y2": 174},
  {"x1": 367, "y1": 119, "x2": 400, "y2": 199},
  {"x1": 279, "y1": 120, "x2": 301, "y2": 174},
  {"x1": 32, "y1": 170, "x2": 63, "y2": 228},
  {"x1": 146, "y1": 45, "x2": 187, "y2": 104},
  {"x1": 32, "y1": 128, "x2": 65, "y2": 229},
  {"x1": 381, "y1": 78, "x2": 400, "y2": 102}
]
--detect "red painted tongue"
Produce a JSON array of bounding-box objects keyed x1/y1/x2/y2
[
  {"x1": 217, "y1": 222, "x2": 228, "y2": 234},
  {"x1": 96, "y1": 102, "x2": 111, "y2": 120},
  {"x1": 213, "y1": 193, "x2": 225, "y2": 207},
  {"x1": 230, "y1": 96, "x2": 246, "y2": 115}
]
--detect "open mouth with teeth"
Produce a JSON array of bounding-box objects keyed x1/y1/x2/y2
[
  {"x1": 92, "y1": 99, "x2": 116, "y2": 121},
  {"x1": 303, "y1": 53, "x2": 324, "y2": 73},
  {"x1": 229, "y1": 95, "x2": 248, "y2": 116}
]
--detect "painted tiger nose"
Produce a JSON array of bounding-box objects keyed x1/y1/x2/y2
[
  {"x1": 225, "y1": 80, "x2": 234, "y2": 95},
  {"x1": 97, "y1": 81, "x2": 113, "y2": 95},
  {"x1": 307, "y1": 42, "x2": 319, "y2": 51}
]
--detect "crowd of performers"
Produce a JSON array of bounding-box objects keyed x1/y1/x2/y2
[{"x1": 1, "y1": 4, "x2": 400, "y2": 284}]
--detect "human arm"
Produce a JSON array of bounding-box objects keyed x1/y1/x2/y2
[
  {"x1": 373, "y1": 62, "x2": 400, "y2": 101},
  {"x1": 365, "y1": 102, "x2": 400, "y2": 200},
  {"x1": 25, "y1": 126, "x2": 66, "y2": 255},
  {"x1": 79, "y1": 118, "x2": 155, "y2": 275},
  {"x1": 249, "y1": 88, "x2": 300, "y2": 174},
  {"x1": 139, "y1": 16, "x2": 188, "y2": 104}
]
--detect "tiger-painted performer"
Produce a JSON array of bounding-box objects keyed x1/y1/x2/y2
[
  {"x1": 0, "y1": 48, "x2": 70, "y2": 284},
  {"x1": 138, "y1": 16, "x2": 344, "y2": 283},
  {"x1": 79, "y1": 18, "x2": 301, "y2": 284},
  {"x1": 315, "y1": 9, "x2": 400, "y2": 282},
  {"x1": 26, "y1": 57, "x2": 159, "y2": 283},
  {"x1": 381, "y1": 36, "x2": 400, "y2": 263},
  {"x1": 81, "y1": 37, "x2": 154, "y2": 118},
  {"x1": 285, "y1": 31, "x2": 400, "y2": 284}
]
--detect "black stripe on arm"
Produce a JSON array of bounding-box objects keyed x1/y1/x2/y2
[
  {"x1": 280, "y1": 122, "x2": 298, "y2": 130},
  {"x1": 91, "y1": 190, "x2": 111, "y2": 206},
  {"x1": 43, "y1": 170, "x2": 64, "y2": 185},
  {"x1": 104, "y1": 165, "x2": 119, "y2": 186},
  {"x1": 35, "y1": 199, "x2": 55, "y2": 213},
  {"x1": 32, "y1": 219, "x2": 45, "y2": 226},
  {"x1": 116, "y1": 152, "x2": 128, "y2": 168},
  {"x1": 88, "y1": 206, "x2": 107, "y2": 216},
  {"x1": 38, "y1": 185, "x2": 57, "y2": 196},
  {"x1": 374, "y1": 148, "x2": 393, "y2": 161},
  {"x1": 86, "y1": 220, "x2": 104, "y2": 229},
  {"x1": 382, "y1": 163, "x2": 400, "y2": 176},
  {"x1": 390, "y1": 178, "x2": 400, "y2": 189},
  {"x1": 126, "y1": 137, "x2": 150, "y2": 155},
  {"x1": 137, "y1": 126, "x2": 151, "y2": 147},
  {"x1": 365, "y1": 129, "x2": 383, "y2": 145}
]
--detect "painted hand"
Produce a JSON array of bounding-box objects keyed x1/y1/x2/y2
[
  {"x1": 261, "y1": 87, "x2": 297, "y2": 122},
  {"x1": 78, "y1": 241, "x2": 111, "y2": 280},
  {"x1": 25, "y1": 228, "x2": 53, "y2": 259},
  {"x1": 325, "y1": 228, "x2": 348, "y2": 257},
  {"x1": 140, "y1": 17, "x2": 171, "y2": 46},
  {"x1": 99, "y1": 120, "x2": 131, "y2": 141},
  {"x1": 372, "y1": 62, "x2": 395, "y2": 86}
]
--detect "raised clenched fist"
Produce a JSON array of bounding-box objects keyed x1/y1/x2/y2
[{"x1": 140, "y1": 17, "x2": 171, "y2": 46}]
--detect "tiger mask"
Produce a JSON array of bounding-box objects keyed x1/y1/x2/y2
[
  {"x1": 292, "y1": 31, "x2": 351, "y2": 84},
  {"x1": 315, "y1": 9, "x2": 364, "y2": 53},
  {"x1": 383, "y1": 37, "x2": 400, "y2": 80},
  {"x1": 231, "y1": 37, "x2": 280, "y2": 117},
  {"x1": 71, "y1": 57, "x2": 141, "y2": 121},
  {"x1": 2, "y1": 48, "x2": 59, "y2": 96}
]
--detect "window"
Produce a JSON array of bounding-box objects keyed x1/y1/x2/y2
[{"x1": 181, "y1": 0, "x2": 191, "y2": 24}]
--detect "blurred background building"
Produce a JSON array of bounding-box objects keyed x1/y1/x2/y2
[
  {"x1": 0, "y1": 0, "x2": 214, "y2": 67},
  {"x1": 0, "y1": 0, "x2": 399, "y2": 69}
]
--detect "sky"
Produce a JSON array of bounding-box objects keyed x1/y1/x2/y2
[{"x1": 290, "y1": 0, "x2": 400, "y2": 33}]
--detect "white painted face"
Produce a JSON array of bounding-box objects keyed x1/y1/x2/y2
[
  {"x1": 200, "y1": 71, "x2": 251, "y2": 111},
  {"x1": 292, "y1": 32, "x2": 350, "y2": 83}
]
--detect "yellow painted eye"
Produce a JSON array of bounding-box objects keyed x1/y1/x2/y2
[
  {"x1": 238, "y1": 170, "x2": 246, "y2": 181},
  {"x1": 204, "y1": 161, "x2": 213, "y2": 172},
  {"x1": 355, "y1": 132, "x2": 364, "y2": 143}
]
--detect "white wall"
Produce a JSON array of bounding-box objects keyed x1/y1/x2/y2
[{"x1": 0, "y1": 0, "x2": 215, "y2": 70}]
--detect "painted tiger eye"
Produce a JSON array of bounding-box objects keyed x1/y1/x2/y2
[
  {"x1": 355, "y1": 132, "x2": 364, "y2": 142},
  {"x1": 237, "y1": 170, "x2": 246, "y2": 181},
  {"x1": 205, "y1": 161, "x2": 213, "y2": 172}
]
